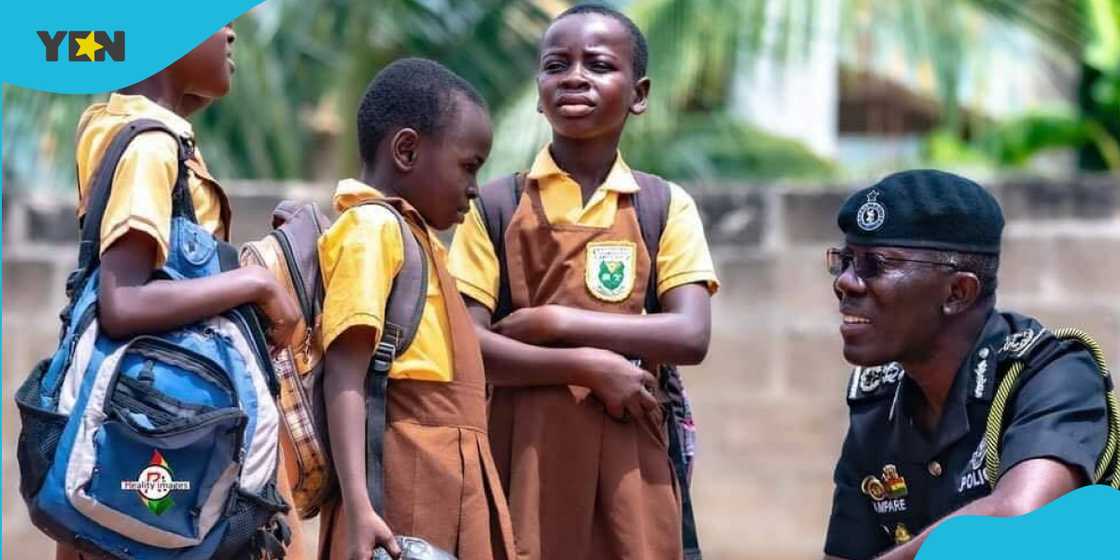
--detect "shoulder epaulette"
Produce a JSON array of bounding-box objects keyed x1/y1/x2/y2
[{"x1": 997, "y1": 327, "x2": 1050, "y2": 362}]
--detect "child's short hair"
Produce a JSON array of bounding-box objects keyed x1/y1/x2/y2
[
  {"x1": 357, "y1": 57, "x2": 487, "y2": 166},
  {"x1": 553, "y1": 4, "x2": 648, "y2": 78}
]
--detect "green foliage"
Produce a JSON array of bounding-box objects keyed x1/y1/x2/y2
[
  {"x1": 621, "y1": 112, "x2": 835, "y2": 181},
  {"x1": 4, "y1": 0, "x2": 552, "y2": 188},
  {"x1": 4, "y1": 0, "x2": 1117, "y2": 191}
]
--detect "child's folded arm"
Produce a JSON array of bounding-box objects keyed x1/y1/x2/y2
[
  {"x1": 467, "y1": 299, "x2": 658, "y2": 419},
  {"x1": 490, "y1": 282, "x2": 712, "y2": 366}
]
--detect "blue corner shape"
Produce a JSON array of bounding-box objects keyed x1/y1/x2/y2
[{"x1": 918, "y1": 484, "x2": 1120, "y2": 559}]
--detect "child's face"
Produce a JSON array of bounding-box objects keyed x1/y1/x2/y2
[
  {"x1": 406, "y1": 94, "x2": 492, "y2": 230},
  {"x1": 172, "y1": 24, "x2": 236, "y2": 100},
  {"x1": 537, "y1": 14, "x2": 648, "y2": 140}
]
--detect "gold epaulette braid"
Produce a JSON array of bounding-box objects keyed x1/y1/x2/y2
[{"x1": 983, "y1": 328, "x2": 1120, "y2": 489}]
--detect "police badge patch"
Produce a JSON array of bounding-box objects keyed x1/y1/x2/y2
[
  {"x1": 585, "y1": 241, "x2": 637, "y2": 302},
  {"x1": 856, "y1": 190, "x2": 886, "y2": 231},
  {"x1": 859, "y1": 366, "x2": 883, "y2": 393}
]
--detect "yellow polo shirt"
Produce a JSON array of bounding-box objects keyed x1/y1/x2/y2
[
  {"x1": 76, "y1": 93, "x2": 228, "y2": 267},
  {"x1": 319, "y1": 179, "x2": 454, "y2": 382},
  {"x1": 448, "y1": 147, "x2": 719, "y2": 311}
]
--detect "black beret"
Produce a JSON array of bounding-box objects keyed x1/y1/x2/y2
[{"x1": 837, "y1": 169, "x2": 1004, "y2": 255}]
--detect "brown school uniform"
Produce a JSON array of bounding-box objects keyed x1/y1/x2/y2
[
  {"x1": 487, "y1": 175, "x2": 683, "y2": 559},
  {"x1": 450, "y1": 148, "x2": 719, "y2": 560},
  {"x1": 316, "y1": 180, "x2": 516, "y2": 560}
]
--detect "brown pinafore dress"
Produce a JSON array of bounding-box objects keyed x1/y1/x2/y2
[
  {"x1": 488, "y1": 181, "x2": 683, "y2": 559},
  {"x1": 319, "y1": 198, "x2": 516, "y2": 560}
]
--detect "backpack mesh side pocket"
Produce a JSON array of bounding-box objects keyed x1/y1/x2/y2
[{"x1": 15, "y1": 359, "x2": 69, "y2": 502}]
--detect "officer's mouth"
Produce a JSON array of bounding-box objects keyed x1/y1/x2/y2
[{"x1": 840, "y1": 313, "x2": 872, "y2": 337}]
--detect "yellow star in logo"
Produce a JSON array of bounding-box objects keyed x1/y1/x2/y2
[{"x1": 73, "y1": 32, "x2": 103, "y2": 62}]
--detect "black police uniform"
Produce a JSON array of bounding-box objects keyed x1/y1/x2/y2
[{"x1": 823, "y1": 310, "x2": 1110, "y2": 559}]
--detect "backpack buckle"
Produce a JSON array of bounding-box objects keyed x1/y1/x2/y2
[
  {"x1": 370, "y1": 323, "x2": 403, "y2": 375},
  {"x1": 371, "y1": 341, "x2": 396, "y2": 375}
]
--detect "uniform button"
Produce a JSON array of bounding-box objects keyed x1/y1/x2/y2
[{"x1": 928, "y1": 461, "x2": 943, "y2": 477}]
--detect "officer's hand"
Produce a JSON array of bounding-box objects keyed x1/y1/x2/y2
[
  {"x1": 345, "y1": 506, "x2": 400, "y2": 560},
  {"x1": 492, "y1": 305, "x2": 568, "y2": 346},
  {"x1": 584, "y1": 349, "x2": 659, "y2": 420}
]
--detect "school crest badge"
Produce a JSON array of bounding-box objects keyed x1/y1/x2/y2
[{"x1": 586, "y1": 241, "x2": 637, "y2": 302}]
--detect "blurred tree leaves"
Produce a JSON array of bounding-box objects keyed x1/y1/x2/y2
[{"x1": 4, "y1": 0, "x2": 1117, "y2": 192}]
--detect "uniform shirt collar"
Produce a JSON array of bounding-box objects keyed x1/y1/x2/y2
[
  {"x1": 333, "y1": 178, "x2": 386, "y2": 213},
  {"x1": 892, "y1": 310, "x2": 1004, "y2": 460},
  {"x1": 526, "y1": 145, "x2": 641, "y2": 193},
  {"x1": 105, "y1": 93, "x2": 194, "y2": 139},
  {"x1": 332, "y1": 178, "x2": 437, "y2": 240}
]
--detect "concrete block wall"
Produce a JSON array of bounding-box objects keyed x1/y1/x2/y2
[{"x1": 3, "y1": 175, "x2": 1118, "y2": 558}]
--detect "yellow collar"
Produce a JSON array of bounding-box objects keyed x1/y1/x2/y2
[
  {"x1": 526, "y1": 145, "x2": 640, "y2": 193},
  {"x1": 105, "y1": 93, "x2": 194, "y2": 138},
  {"x1": 333, "y1": 178, "x2": 386, "y2": 213}
]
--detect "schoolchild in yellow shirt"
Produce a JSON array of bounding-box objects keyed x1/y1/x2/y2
[
  {"x1": 316, "y1": 58, "x2": 516, "y2": 560},
  {"x1": 448, "y1": 5, "x2": 718, "y2": 559},
  {"x1": 59, "y1": 23, "x2": 304, "y2": 560}
]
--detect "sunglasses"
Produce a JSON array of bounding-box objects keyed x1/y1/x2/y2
[{"x1": 826, "y1": 248, "x2": 958, "y2": 279}]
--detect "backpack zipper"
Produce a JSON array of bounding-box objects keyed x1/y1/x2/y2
[
  {"x1": 271, "y1": 231, "x2": 313, "y2": 325},
  {"x1": 227, "y1": 307, "x2": 280, "y2": 397},
  {"x1": 127, "y1": 335, "x2": 238, "y2": 403}
]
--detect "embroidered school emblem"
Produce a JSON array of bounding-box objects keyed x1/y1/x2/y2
[
  {"x1": 857, "y1": 190, "x2": 886, "y2": 231},
  {"x1": 585, "y1": 241, "x2": 637, "y2": 302},
  {"x1": 120, "y1": 450, "x2": 190, "y2": 516}
]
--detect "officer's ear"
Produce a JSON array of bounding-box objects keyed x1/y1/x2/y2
[{"x1": 942, "y1": 271, "x2": 981, "y2": 315}]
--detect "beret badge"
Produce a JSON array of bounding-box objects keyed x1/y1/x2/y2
[{"x1": 856, "y1": 189, "x2": 886, "y2": 232}]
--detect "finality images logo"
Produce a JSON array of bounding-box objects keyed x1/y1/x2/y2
[{"x1": 37, "y1": 30, "x2": 125, "y2": 62}]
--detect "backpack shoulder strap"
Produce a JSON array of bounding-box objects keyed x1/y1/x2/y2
[
  {"x1": 365, "y1": 201, "x2": 428, "y2": 368},
  {"x1": 68, "y1": 118, "x2": 194, "y2": 298},
  {"x1": 631, "y1": 171, "x2": 672, "y2": 313},
  {"x1": 474, "y1": 173, "x2": 523, "y2": 321},
  {"x1": 983, "y1": 328, "x2": 1120, "y2": 488},
  {"x1": 633, "y1": 173, "x2": 700, "y2": 557},
  {"x1": 362, "y1": 200, "x2": 428, "y2": 515}
]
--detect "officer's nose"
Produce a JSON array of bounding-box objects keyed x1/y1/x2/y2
[{"x1": 834, "y1": 264, "x2": 866, "y2": 302}]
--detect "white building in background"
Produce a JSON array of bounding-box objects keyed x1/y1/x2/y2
[
  {"x1": 730, "y1": 0, "x2": 841, "y2": 159},
  {"x1": 728, "y1": 0, "x2": 1079, "y2": 176}
]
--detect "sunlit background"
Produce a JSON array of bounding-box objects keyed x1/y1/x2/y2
[
  {"x1": 4, "y1": 1, "x2": 1119, "y2": 558},
  {"x1": 6, "y1": 0, "x2": 1118, "y2": 188}
]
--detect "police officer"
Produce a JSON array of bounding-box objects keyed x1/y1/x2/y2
[{"x1": 822, "y1": 170, "x2": 1116, "y2": 560}]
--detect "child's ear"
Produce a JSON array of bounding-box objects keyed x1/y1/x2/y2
[
  {"x1": 629, "y1": 77, "x2": 651, "y2": 116},
  {"x1": 391, "y1": 128, "x2": 420, "y2": 173}
]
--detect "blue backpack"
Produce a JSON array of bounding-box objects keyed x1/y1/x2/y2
[{"x1": 15, "y1": 119, "x2": 291, "y2": 559}]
